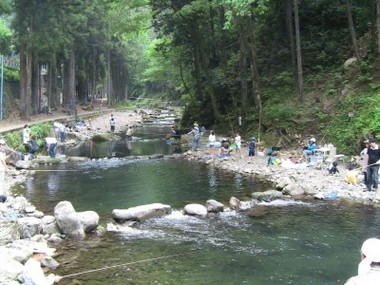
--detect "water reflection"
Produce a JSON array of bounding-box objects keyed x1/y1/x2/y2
[{"x1": 67, "y1": 125, "x2": 182, "y2": 158}]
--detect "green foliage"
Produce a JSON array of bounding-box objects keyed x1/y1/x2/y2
[
  {"x1": 0, "y1": 18, "x2": 12, "y2": 55},
  {"x1": 322, "y1": 92, "x2": 380, "y2": 154},
  {"x1": 4, "y1": 67, "x2": 19, "y2": 81},
  {"x1": 263, "y1": 103, "x2": 304, "y2": 131},
  {"x1": 30, "y1": 123, "x2": 51, "y2": 139},
  {"x1": 4, "y1": 131, "x2": 21, "y2": 149},
  {"x1": 3, "y1": 123, "x2": 51, "y2": 150}
]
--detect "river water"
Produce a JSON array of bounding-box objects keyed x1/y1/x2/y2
[{"x1": 19, "y1": 126, "x2": 380, "y2": 285}]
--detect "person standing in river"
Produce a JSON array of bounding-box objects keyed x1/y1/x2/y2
[
  {"x1": 365, "y1": 138, "x2": 380, "y2": 192},
  {"x1": 45, "y1": 137, "x2": 57, "y2": 158}
]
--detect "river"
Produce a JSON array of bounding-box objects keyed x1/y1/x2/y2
[{"x1": 18, "y1": 126, "x2": 380, "y2": 285}]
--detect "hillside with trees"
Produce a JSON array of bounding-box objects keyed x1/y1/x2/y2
[{"x1": 0, "y1": 0, "x2": 379, "y2": 154}]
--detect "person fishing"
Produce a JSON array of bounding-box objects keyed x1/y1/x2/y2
[
  {"x1": 365, "y1": 138, "x2": 380, "y2": 192},
  {"x1": 345, "y1": 237, "x2": 380, "y2": 284},
  {"x1": 22, "y1": 244, "x2": 62, "y2": 285}
]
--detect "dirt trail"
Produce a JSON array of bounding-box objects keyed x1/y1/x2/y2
[{"x1": 0, "y1": 106, "x2": 114, "y2": 133}]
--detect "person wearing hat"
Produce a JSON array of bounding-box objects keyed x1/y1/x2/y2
[
  {"x1": 0, "y1": 139, "x2": 8, "y2": 196},
  {"x1": 345, "y1": 238, "x2": 380, "y2": 284},
  {"x1": 303, "y1": 137, "x2": 317, "y2": 162},
  {"x1": 365, "y1": 138, "x2": 380, "y2": 192},
  {"x1": 23, "y1": 244, "x2": 62, "y2": 285},
  {"x1": 187, "y1": 123, "x2": 200, "y2": 151}
]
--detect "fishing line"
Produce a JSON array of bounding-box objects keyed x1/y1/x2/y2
[{"x1": 61, "y1": 250, "x2": 197, "y2": 279}]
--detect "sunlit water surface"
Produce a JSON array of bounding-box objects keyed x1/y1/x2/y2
[{"x1": 18, "y1": 126, "x2": 380, "y2": 285}]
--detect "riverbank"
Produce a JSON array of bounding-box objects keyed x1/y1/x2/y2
[{"x1": 181, "y1": 139, "x2": 380, "y2": 206}]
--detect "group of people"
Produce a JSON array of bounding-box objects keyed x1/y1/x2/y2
[
  {"x1": 23, "y1": 124, "x2": 60, "y2": 159},
  {"x1": 206, "y1": 129, "x2": 257, "y2": 159}
]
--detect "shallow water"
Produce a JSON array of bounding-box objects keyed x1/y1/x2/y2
[{"x1": 19, "y1": 127, "x2": 380, "y2": 284}]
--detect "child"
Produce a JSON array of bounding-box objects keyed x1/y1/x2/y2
[
  {"x1": 328, "y1": 161, "x2": 339, "y2": 175},
  {"x1": 110, "y1": 116, "x2": 116, "y2": 132},
  {"x1": 346, "y1": 165, "x2": 357, "y2": 185},
  {"x1": 248, "y1": 137, "x2": 256, "y2": 161}
]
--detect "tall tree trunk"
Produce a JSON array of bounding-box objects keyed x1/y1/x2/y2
[
  {"x1": 91, "y1": 47, "x2": 97, "y2": 102},
  {"x1": 247, "y1": 16, "x2": 263, "y2": 141},
  {"x1": 196, "y1": 39, "x2": 222, "y2": 122},
  {"x1": 238, "y1": 19, "x2": 248, "y2": 114},
  {"x1": 31, "y1": 54, "x2": 39, "y2": 114},
  {"x1": 293, "y1": 0, "x2": 304, "y2": 102},
  {"x1": 110, "y1": 48, "x2": 128, "y2": 102},
  {"x1": 47, "y1": 63, "x2": 52, "y2": 112},
  {"x1": 19, "y1": 43, "x2": 32, "y2": 120},
  {"x1": 346, "y1": 0, "x2": 361, "y2": 62},
  {"x1": 377, "y1": 0, "x2": 380, "y2": 59},
  {"x1": 286, "y1": 0, "x2": 297, "y2": 88},
  {"x1": 107, "y1": 49, "x2": 112, "y2": 105},
  {"x1": 370, "y1": 0, "x2": 376, "y2": 52},
  {"x1": 63, "y1": 47, "x2": 76, "y2": 115}
]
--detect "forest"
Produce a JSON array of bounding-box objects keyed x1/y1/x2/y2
[{"x1": 0, "y1": 0, "x2": 379, "y2": 153}]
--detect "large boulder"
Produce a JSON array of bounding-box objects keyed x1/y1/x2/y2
[
  {"x1": 252, "y1": 190, "x2": 284, "y2": 202},
  {"x1": 0, "y1": 258, "x2": 24, "y2": 281},
  {"x1": 16, "y1": 217, "x2": 42, "y2": 239},
  {"x1": 112, "y1": 203, "x2": 172, "y2": 222},
  {"x1": 77, "y1": 211, "x2": 99, "y2": 232},
  {"x1": 14, "y1": 160, "x2": 32, "y2": 170},
  {"x1": 282, "y1": 184, "x2": 305, "y2": 196},
  {"x1": 54, "y1": 201, "x2": 85, "y2": 238},
  {"x1": 183, "y1": 204, "x2": 207, "y2": 217},
  {"x1": 229, "y1": 196, "x2": 242, "y2": 210},
  {"x1": 0, "y1": 221, "x2": 20, "y2": 245},
  {"x1": 275, "y1": 177, "x2": 294, "y2": 190},
  {"x1": 41, "y1": 215, "x2": 60, "y2": 235},
  {"x1": 206, "y1": 199, "x2": 224, "y2": 213}
]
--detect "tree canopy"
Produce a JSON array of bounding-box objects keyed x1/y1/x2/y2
[{"x1": 0, "y1": 0, "x2": 379, "y2": 152}]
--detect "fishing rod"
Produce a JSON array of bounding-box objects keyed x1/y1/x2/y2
[
  {"x1": 351, "y1": 162, "x2": 380, "y2": 171},
  {"x1": 30, "y1": 169, "x2": 76, "y2": 172},
  {"x1": 60, "y1": 250, "x2": 197, "y2": 279}
]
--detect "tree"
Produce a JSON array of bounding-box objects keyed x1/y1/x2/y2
[
  {"x1": 346, "y1": 0, "x2": 361, "y2": 62},
  {"x1": 293, "y1": 0, "x2": 303, "y2": 102}
]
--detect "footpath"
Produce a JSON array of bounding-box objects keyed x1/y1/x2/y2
[{"x1": 0, "y1": 106, "x2": 114, "y2": 133}]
